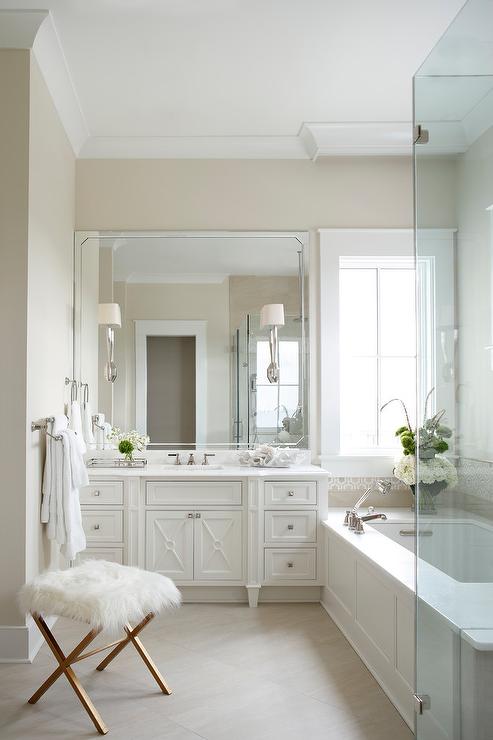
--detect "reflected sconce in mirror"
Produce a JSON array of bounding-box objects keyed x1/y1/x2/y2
[
  {"x1": 98, "y1": 303, "x2": 121, "y2": 382},
  {"x1": 260, "y1": 303, "x2": 285, "y2": 384}
]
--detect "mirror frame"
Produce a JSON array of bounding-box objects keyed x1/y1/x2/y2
[{"x1": 73, "y1": 230, "x2": 310, "y2": 449}]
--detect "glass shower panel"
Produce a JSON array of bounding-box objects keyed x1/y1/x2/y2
[{"x1": 414, "y1": 2, "x2": 493, "y2": 738}]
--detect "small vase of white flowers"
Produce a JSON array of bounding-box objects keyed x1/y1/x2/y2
[
  {"x1": 108, "y1": 427, "x2": 149, "y2": 464},
  {"x1": 382, "y1": 393, "x2": 458, "y2": 513}
]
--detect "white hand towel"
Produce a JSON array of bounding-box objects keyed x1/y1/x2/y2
[
  {"x1": 59, "y1": 429, "x2": 87, "y2": 561},
  {"x1": 82, "y1": 401, "x2": 95, "y2": 444},
  {"x1": 41, "y1": 415, "x2": 68, "y2": 538},
  {"x1": 69, "y1": 400, "x2": 87, "y2": 454}
]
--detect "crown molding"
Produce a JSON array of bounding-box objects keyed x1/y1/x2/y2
[
  {"x1": 0, "y1": 10, "x2": 89, "y2": 156},
  {"x1": 79, "y1": 135, "x2": 307, "y2": 159},
  {"x1": 0, "y1": 9, "x2": 47, "y2": 47},
  {"x1": 300, "y1": 122, "x2": 414, "y2": 158}
]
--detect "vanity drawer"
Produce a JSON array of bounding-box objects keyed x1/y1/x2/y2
[
  {"x1": 146, "y1": 481, "x2": 242, "y2": 506},
  {"x1": 264, "y1": 510, "x2": 317, "y2": 544},
  {"x1": 264, "y1": 481, "x2": 317, "y2": 507},
  {"x1": 76, "y1": 547, "x2": 124, "y2": 565},
  {"x1": 80, "y1": 481, "x2": 124, "y2": 506},
  {"x1": 82, "y1": 510, "x2": 123, "y2": 543},
  {"x1": 264, "y1": 548, "x2": 317, "y2": 581}
]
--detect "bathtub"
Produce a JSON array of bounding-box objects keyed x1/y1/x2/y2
[{"x1": 322, "y1": 509, "x2": 493, "y2": 737}]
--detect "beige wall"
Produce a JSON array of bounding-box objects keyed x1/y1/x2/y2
[
  {"x1": 76, "y1": 158, "x2": 416, "y2": 231},
  {"x1": 75, "y1": 156, "x2": 458, "y2": 458},
  {"x1": 0, "y1": 52, "x2": 75, "y2": 635},
  {"x1": 26, "y1": 57, "x2": 75, "y2": 580},
  {"x1": 229, "y1": 276, "x2": 300, "y2": 331},
  {"x1": 0, "y1": 50, "x2": 30, "y2": 626}
]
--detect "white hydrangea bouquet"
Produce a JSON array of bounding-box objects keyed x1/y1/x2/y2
[
  {"x1": 382, "y1": 394, "x2": 458, "y2": 504},
  {"x1": 107, "y1": 427, "x2": 149, "y2": 461}
]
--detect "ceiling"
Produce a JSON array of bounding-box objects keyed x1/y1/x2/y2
[
  {"x1": 99, "y1": 234, "x2": 304, "y2": 282},
  {"x1": 0, "y1": 0, "x2": 466, "y2": 157}
]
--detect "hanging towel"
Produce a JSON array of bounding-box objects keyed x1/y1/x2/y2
[
  {"x1": 59, "y1": 429, "x2": 88, "y2": 561},
  {"x1": 82, "y1": 400, "x2": 95, "y2": 445},
  {"x1": 41, "y1": 415, "x2": 68, "y2": 539},
  {"x1": 69, "y1": 400, "x2": 87, "y2": 454}
]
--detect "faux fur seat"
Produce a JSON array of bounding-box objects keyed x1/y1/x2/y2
[
  {"x1": 21, "y1": 560, "x2": 181, "y2": 734},
  {"x1": 20, "y1": 559, "x2": 181, "y2": 632}
]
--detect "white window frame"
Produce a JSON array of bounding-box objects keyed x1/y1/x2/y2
[
  {"x1": 320, "y1": 228, "x2": 455, "y2": 476},
  {"x1": 254, "y1": 336, "x2": 301, "y2": 436}
]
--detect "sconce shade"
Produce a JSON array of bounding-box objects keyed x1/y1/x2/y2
[
  {"x1": 98, "y1": 303, "x2": 121, "y2": 328},
  {"x1": 260, "y1": 303, "x2": 285, "y2": 328}
]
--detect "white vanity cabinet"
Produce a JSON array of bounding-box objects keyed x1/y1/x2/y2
[
  {"x1": 82, "y1": 468, "x2": 328, "y2": 606},
  {"x1": 146, "y1": 509, "x2": 243, "y2": 581}
]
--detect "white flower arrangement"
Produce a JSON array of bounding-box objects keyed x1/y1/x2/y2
[
  {"x1": 394, "y1": 454, "x2": 458, "y2": 488},
  {"x1": 108, "y1": 427, "x2": 149, "y2": 452}
]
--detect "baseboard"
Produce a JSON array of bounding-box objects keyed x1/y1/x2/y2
[
  {"x1": 0, "y1": 615, "x2": 57, "y2": 663},
  {"x1": 179, "y1": 585, "x2": 322, "y2": 604}
]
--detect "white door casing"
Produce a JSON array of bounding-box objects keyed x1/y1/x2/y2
[{"x1": 135, "y1": 319, "x2": 207, "y2": 444}]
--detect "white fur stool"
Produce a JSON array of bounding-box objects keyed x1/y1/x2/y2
[{"x1": 20, "y1": 560, "x2": 181, "y2": 735}]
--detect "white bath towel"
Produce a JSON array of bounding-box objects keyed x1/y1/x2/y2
[
  {"x1": 59, "y1": 429, "x2": 88, "y2": 561},
  {"x1": 41, "y1": 417, "x2": 88, "y2": 561},
  {"x1": 82, "y1": 400, "x2": 95, "y2": 445},
  {"x1": 41, "y1": 415, "x2": 68, "y2": 540},
  {"x1": 69, "y1": 400, "x2": 87, "y2": 454}
]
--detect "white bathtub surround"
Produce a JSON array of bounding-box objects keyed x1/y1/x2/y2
[{"x1": 322, "y1": 508, "x2": 493, "y2": 732}]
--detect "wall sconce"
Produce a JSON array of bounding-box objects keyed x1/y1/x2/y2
[
  {"x1": 98, "y1": 303, "x2": 121, "y2": 383},
  {"x1": 260, "y1": 303, "x2": 285, "y2": 384}
]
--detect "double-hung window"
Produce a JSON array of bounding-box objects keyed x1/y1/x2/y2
[{"x1": 320, "y1": 229, "x2": 454, "y2": 476}]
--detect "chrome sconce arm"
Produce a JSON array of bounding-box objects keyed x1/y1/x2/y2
[
  {"x1": 260, "y1": 303, "x2": 285, "y2": 384},
  {"x1": 98, "y1": 303, "x2": 121, "y2": 384}
]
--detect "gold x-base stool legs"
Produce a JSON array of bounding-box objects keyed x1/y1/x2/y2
[{"x1": 28, "y1": 612, "x2": 171, "y2": 735}]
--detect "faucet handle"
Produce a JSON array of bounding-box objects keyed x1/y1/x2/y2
[
  {"x1": 343, "y1": 510, "x2": 351, "y2": 526},
  {"x1": 168, "y1": 453, "x2": 181, "y2": 466},
  {"x1": 202, "y1": 453, "x2": 215, "y2": 465},
  {"x1": 187, "y1": 453, "x2": 195, "y2": 466},
  {"x1": 354, "y1": 517, "x2": 365, "y2": 534}
]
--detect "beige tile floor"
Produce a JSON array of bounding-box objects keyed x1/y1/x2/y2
[{"x1": 0, "y1": 604, "x2": 414, "y2": 739}]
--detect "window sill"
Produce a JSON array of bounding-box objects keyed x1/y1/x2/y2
[{"x1": 320, "y1": 454, "x2": 396, "y2": 477}]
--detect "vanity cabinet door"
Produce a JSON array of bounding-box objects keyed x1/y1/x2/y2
[
  {"x1": 146, "y1": 511, "x2": 194, "y2": 581},
  {"x1": 194, "y1": 511, "x2": 243, "y2": 581}
]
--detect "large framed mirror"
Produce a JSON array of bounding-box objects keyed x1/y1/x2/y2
[{"x1": 74, "y1": 231, "x2": 309, "y2": 449}]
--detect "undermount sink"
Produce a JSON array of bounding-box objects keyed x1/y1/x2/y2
[{"x1": 160, "y1": 464, "x2": 224, "y2": 470}]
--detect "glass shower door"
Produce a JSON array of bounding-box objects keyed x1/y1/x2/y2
[{"x1": 414, "y1": 2, "x2": 493, "y2": 738}]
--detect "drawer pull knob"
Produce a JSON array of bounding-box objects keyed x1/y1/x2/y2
[
  {"x1": 287, "y1": 524, "x2": 294, "y2": 530},
  {"x1": 93, "y1": 490, "x2": 100, "y2": 496},
  {"x1": 93, "y1": 524, "x2": 100, "y2": 530},
  {"x1": 287, "y1": 561, "x2": 294, "y2": 568},
  {"x1": 288, "y1": 491, "x2": 295, "y2": 497},
  {"x1": 187, "y1": 513, "x2": 194, "y2": 518},
  {"x1": 195, "y1": 513, "x2": 201, "y2": 519}
]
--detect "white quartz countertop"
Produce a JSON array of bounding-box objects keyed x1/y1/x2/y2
[
  {"x1": 87, "y1": 464, "x2": 328, "y2": 478},
  {"x1": 323, "y1": 508, "x2": 493, "y2": 638}
]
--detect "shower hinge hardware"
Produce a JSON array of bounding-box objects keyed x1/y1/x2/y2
[
  {"x1": 414, "y1": 125, "x2": 429, "y2": 144},
  {"x1": 413, "y1": 694, "x2": 431, "y2": 714}
]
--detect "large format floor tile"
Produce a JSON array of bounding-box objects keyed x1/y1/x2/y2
[{"x1": 0, "y1": 604, "x2": 413, "y2": 739}]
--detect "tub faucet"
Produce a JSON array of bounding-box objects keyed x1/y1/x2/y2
[
  {"x1": 344, "y1": 479, "x2": 391, "y2": 530},
  {"x1": 352, "y1": 479, "x2": 391, "y2": 514}
]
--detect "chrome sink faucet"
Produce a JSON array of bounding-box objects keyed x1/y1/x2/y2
[
  {"x1": 168, "y1": 453, "x2": 181, "y2": 465},
  {"x1": 202, "y1": 453, "x2": 215, "y2": 465},
  {"x1": 187, "y1": 453, "x2": 195, "y2": 466}
]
